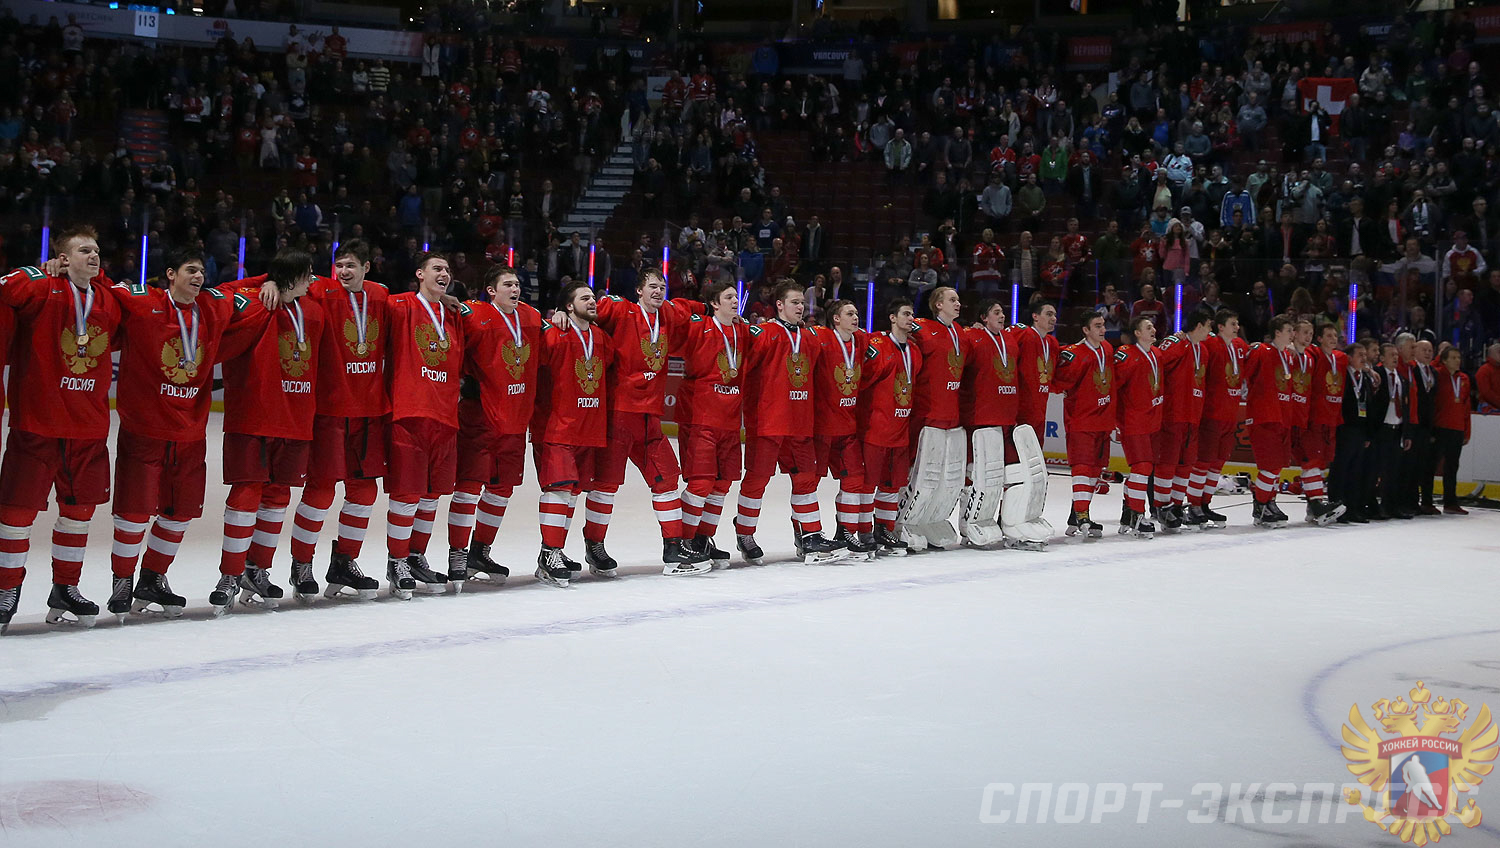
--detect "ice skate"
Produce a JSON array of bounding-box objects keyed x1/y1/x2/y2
[
  {"x1": 386, "y1": 557, "x2": 416, "y2": 600},
  {"x1": 325, "y1": 552, "x2": 379, "y2": 600},
  {"x1": 1065, "y1": 511, "x2": 1103, "y2": 539},
  {"x1": 406, "y1": 553, "x2": 448, "y2": 594},
  {"x1": 1154, "y1": 505, "x2": 1184, "y2": 532},
  {"x1": 584, "y1": 541, "x2": 618, "y2": 578},
  {"x1": 108, "y1": 575, "x2": 133, "y2": 622},
  {"x1": 833, "y1": 527, "x2": 877, "y2": 562},
  {"x1": 1252, "y1": 502, "x2": 1288, "y2": 528},
  {"x1": 446, "y1": 547, "x2": 468, "y2": 594},
  {"x1": 735, "y1": 533, "x2": 764, "y2": 566},
  {"x1": 0, "y1": 585, "x2": 19, "y2": 635},
  {"x1": 209, "y1": 573, "x2": 241, "y2": 617},
  {"x1": 692, "y1": 535, "x2": 732, "y2": 568},
  {"x1": 534, "y1": 547, "x2": 571, "y2": 587},
  {"x1": 662, "y1": 540, "x2": 711, "y2": 576},
  {"x1": 1199, "y1": 502, "x2": 1228, "y2": 528},
  {"x1": 45, "y1": 583, "x2": 98, "y2": 628},
  {"x1": 873, "y1": 526, "x2": 910, "y2": 556},
  {"x1": 1305, "y1": 498, "x2": 1346, "y2": 527},
  {"x1": 562, "y1": 551, "x2": 583, "y2": 572},
  {"x1": 237, "y1": 564, "x2": 283, "y2": 609},
  {"x1": 132, "y1": 570, "x2": 186, "y2": 618},
  {"x1": 1265, "y1": 501, "x2": 1291, "y2": 527},
  {"x1": 1118, "y1": 508, "x2": 1155, "y2": 539},
  {"x1": 290, "y1": 559, "x2": 319, "y2": 604},
  {"x1": 800, "y1": 532, "x2": 850, "y2": 565},
  {"x1": 464, "y1": 542, "x2": 509, "y2": 584},
  {"x1": 1180, "y1": 505, "x2": 1208, "y2": 531}
]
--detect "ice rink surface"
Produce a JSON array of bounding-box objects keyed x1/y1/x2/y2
[{"x1": 1, "y1": 416, "x2": 1498, "y2": 847}]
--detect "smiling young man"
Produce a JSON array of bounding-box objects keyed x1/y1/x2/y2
[
  {"x1": 858, "y1": 298, "x2": 924, "y2": 556},
  {"x1": 1053, "y1": 312, "x2": 1114, "y2": 539},
  {"x1": 1152, "y1": 309, "x2": 1213, "y2": 529},
  {"x1": 811, "y1": 299, "x2": 874, "y2": 559},
  {"x1": 1113, "y1": 315, "x2": 1164, "y2": 538},
  {"x1": 0, "y1": 226, "x2": 123, "y2": 631},
  {"x1": 105, "y1": 246, "x2": 238, "y2": 619},
  {"x1": 898, "y1": 286, "x2": 970, "y2": 550}
]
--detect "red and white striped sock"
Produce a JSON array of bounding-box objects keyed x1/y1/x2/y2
[
  {"x1": 680, "y1": 489, "x2": 705, "y2": 537},
  {"x1": 473, "y1": 487, "x2": 509, "y2": 546},
  {"x1": 583, "y1": 490, "x2": 616, "y2": 543},
  {"x1": 859, "y1": 491, "x2": 876, "y2": 534},
  {"x1": 1152, "y1": 481, "x2": 1173, "y2": 511},
  {"x1": 290, "y1": 484, "x2": 335, "y2": 563},
  {"x1": 140, "y1": 518, "x2": 190, "y2": 575},
  {"x1": 733, "y1": 488, "x2": 765, "y2": 536},
  {"x1": 1303, "y1": 467, "x2": 1326, "y2": 499},
  {"x1": 651, "y1": 490, "x2": 683, "y2": 540},
  {"x1": 790, "y1": 490, "x2": 822, "y2": 535},
  {"x1": 50, "y1": 506, "x2": 93, "y2": 586},
  {"x1": 873, "y1": 489, "x2": 901, "y2": 531},
  {"x1": 221, "y1": 484, "x2": 260, "y2": 576},
  {"x1": 1253, "y1": 470, "x2": 1279, "y2": 504},
  {"x1": 539, "y1": 490, "x2": 576, "y2": 549},
  {"x1": 1125, "y1": 470, "x2": 1150, "y2": 514},
  {"x1": 701, "y1": 493, "x2": 726, "y2": 536},
  {"x1": 448, "y1": 482, "x2": 481, "y2": 549},
  {"x1": 1187, "y1": 469, "x2": 1207, "y2": 505},
  {"x1": 386, "y1": 498, "x2": 418, "y2": 559},
  {"x1": 111, "y1": 513, "x2": 149, "y2": 578},
  {"x1": 1171, "y1": 475, "x2": 1188, "y2": 506},
  {"x1": 336, "y1": 479, "x2": 378, "y2": 557},
  {"x1": 247, "y1": 487, "x2": 289, "y2": 568},
  {"x1": 409, "y1": 497, "x2": 440, "y2": 555},
  {"x1": 1071, "y1": 473, "x2": 1094, "y2": 514},
  {"x1": 835, "y1": 487, "x2": 861, "y2": 534}
]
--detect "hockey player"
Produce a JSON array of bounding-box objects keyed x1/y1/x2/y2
[
  {"x1": 1113, "y1": 316, "x2": 1164, "y2": 537},
  {"x1": 1301, "y1": 321, "x2": 1348, "y2": 525},
  {"x1": 581, "y1": 270, "x2": 710, "y2": 575},
  {"x1": 1053, "y1": 312, "x2": 1115, "y2": 538},
  {"x1": 0, "y1": 226, "x2": 123, "y2": 631},
  {"x1": 676, "y1": 280, "x2": 748, "y2": 566},
  {"x1": 106, "y1": 247, "x2": 236, "y2": 620},
  {"x1": 383, "y1": 253, "x2": 463, "y2": 597},
  {"x1": 1152, "y1": 309, "x2": 1213, "y2": 530},
  {"x1": 734, "y1": 279, "x2": 846, "y2": 565},
  {"x1": 1012, "y1": 298, "x2": 1060, "y2": 447},
  {"x1": 858, "y1": 298, "x2": 923, "y2": 556},
  {"x1": 532, "y1": 281, "x2": 615, "y2": 586},
  {"x1": 1243, "y1": 315, "x2": 1296, "y2": 527},
  {"x1": 898, "y1": 286, "x2": 970, "y2": 550},
  {"x1": 811, "y1": 299, "x2": 874, "y2": 559},
  {"x1": 282, "y1": 240, "x2": 387, "y2": 602},
  {"x1": 1286, "y1": 318, "x2": 1314, "y2": 504},
  {"x1": 1190, "y1": 309, "x2": 1248, "y2": 527},
  {"x1": 212, "y1": 249, "x2": 323, "y2": 613},
  {"x1": 447, "y1": 264, "x2": 539, "y2": 587}
]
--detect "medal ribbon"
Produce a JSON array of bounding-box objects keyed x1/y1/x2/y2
[
  {"x1": 287, "y1": 300, "x2": 308, "y2": 347},
  {"x1": 497, "y1": 304, "x2": 523, "y2": 349},
  {"x1": 348, "y1": 289, "x2": 368, "y2": 348},
  {"x1": 570, "y1": 320, "x2": 594, "y2": 361},
  {"x1": 836, "y1": 330, "x2": 857, "y2": 375},
  {"x1": 417, "y1": 294, "x2": 446, "y2": 343},
  {"x1": 174, "y1": 300, "x2": 201, "y2": 369},
  {"x1": 714, "y1": 318, "x2": 739, "y2": 374},
  {"x1": 987, "y1": 329, "x2": 1009, "y2": 369},
  {"x1": 69, "y1": 281, "x2": 95, "y2": 344},
  {"x1": 642, "y1": 305, "x2": 660, "y2": 345}
]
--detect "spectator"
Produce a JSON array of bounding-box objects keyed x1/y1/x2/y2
[
  {"x1": 884, "y1": 128, "x2": 912, "y2": 180},
  {"x1": 1016, "y1": 174, "x2": 1045, "y2": 233}
]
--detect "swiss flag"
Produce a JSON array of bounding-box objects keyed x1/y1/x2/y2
[{"x1": 1297, "y1": 77, "x2": 1357, "y2": 131}]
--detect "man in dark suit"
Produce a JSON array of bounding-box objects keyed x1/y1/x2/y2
[
  {"x1": 1370, "y1": 343, "x2": 1415, "y2": 520},
  {"x1": 560, "y1": 231, "x2": 589, "y2": 281},
  {"x1": 802, "y1": 215, "x2": 829, "y2": 268},
  {"x1": 1336, "y1": 197, "x2": 1381, "y2": 260},
  {"x1": 1407, "y1": 339, "x2": 1441, "y2": 514},
  {"x1": 1332, "y1": 343, "x2": 1376, "y2": 523}
]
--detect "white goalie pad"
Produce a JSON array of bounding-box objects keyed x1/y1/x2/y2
[
  {"x1": 1000, "y1": 424, "x2": 1052, "y2": 546},
  {"x1": 898, "y1": 426, "x2": 966, "y2": 549},
  {"x1": 960, "y1": 427, "x2": 1007, "y2": 547}
]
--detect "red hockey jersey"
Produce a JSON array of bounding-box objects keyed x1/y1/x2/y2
[
  {"x1": 743, "y1": 319, "x2": 821, "y2": 438},
  {"x1": 1309, "y1": 347, "x2": 1347, "y2": 427},
  {"x1": 220, "y1": 292, "x2": 323, "y2": 439},
  {"x1": 1157, "y1": 336, "x2": 1206, "y2": 425},
  {"x1": 459, "y1": 300, "x2": 541, "y2": 436},
  {"x1": 1243, "y1": 343, "x2": 1293, "y2": 425},
  {"x1": 1285, "y1": 348, "x2": 1312, "y2": 427},
  {"x1": 859, "y1": 333, "x2": 923, "y2": 448},
  {"x1": 1010, "y1": 323, "x2": 1060, "y2": 425},
  {"x1": 0, "y1": 266, "x2": 122, "y2": 439},
  {"x1": 1054, "y1": 340, "x2": 1115, "y2": 433},
  {"x1": 960, "y1": 326, "x2": 1020, "y2": 428},
  {"x1": 386, "y1": 292, "x2": 464, "y2": 428},
  {"x1": 677, "y1": 314, "x2": 747, "y2": 432},
  {"x1": 595, "y1": 295, "x2": 699, "y2": 415},
  {"x1": 308, "y1": 276, "x2": 390, "y2": 420},
  {"x1": 1202, "y1": 333, "x2": 1249, "y2": 422},
  {"x1": 1113, "y1": 342, "x2": 1165, "y2": 435},
  {"x1": 109, "y1": 281, "x2": 237, "y2": 442},
  {"x1": 908, "y1": 318, "x2": 968, "y2": 429},
  {"x1": 811, "y1": 326, "x2": 866, "y2": 437},
  {"x1": 533, "y1": 321, "x2": 614, "y2": 447}
]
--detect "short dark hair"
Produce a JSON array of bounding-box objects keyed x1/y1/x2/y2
[
  {"x1": 771, "y1": 278, "x2": 804, "y2": 305},
  {"x1": 558, "y1": 280, "x2": 592, "y2": 312},
  {"x1": 704, "y1": 279, "x2": 737, "y2": 308},
  {"x1": 1315, "y1": 320, "x2": 1338, "y2": 338},
  {"x1": 1212, "y1": 308, "x2": 1238, "y2": 331},
  {"x1": 483, "y1": 263, "x2": 517, "y2": 290},
  {"x1": 1184, "y1": 308, "x2": 1213, "y2": 332},
  {"x1": 333, "y1": 239, "x2": 370, "y2": 265},
  {"x1": 638, "y1": 269, "x2": 667, "y2": 291},
  {"x1": 163, "y1": 245, "x2": 206, "y2": 275},
  {"x1": 269, "y1": 248, "x2": 313, "y2": 292},
  {"x1": 887, "y1": 297, "x2": 913, "y2": 320},
  {"x1": 1269, "y1": 315, "x2": 1294, "y2": 336},
  {"x1": 1130, "y1": 315, "x2": 1156, "y2": 335},
  {"x1": 415, "y1": 251, "x2": 448, "y2": 271},
  {"x1": 1029, "y1": 294, "x2": 1053, "y2": 318},
  {"x1": 824, "y1": 299, "x2": 855, "y2": 327}
]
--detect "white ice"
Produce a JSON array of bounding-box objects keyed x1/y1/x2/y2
[{"x1": 1, "y1": 414, "x2": 1498, "y2": 847}]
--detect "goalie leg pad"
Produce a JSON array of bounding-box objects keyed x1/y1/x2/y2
[
  {"x1": 1001, "y1": 424, "x2": 1053, "y2": 545},
  {"x1": 960, "y1": 427, "x2": 1007, "y2": 547},
  {"x1": 898, "y1": 427, "x2": 965, "y2": 549}
]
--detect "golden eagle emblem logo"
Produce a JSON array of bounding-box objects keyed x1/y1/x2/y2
[
  {"x1": 343, "y1": 315, "x2": 380, "y2": 357},
  {"x1": 61, "y1": 323, "x2": 109, "y2": 375},
  {"x1": 993, "y1": 355, "x2": 1016, "y2": 384},
  {"x1": 893, "y1": 369, "x2": 912, "y2": 407},
  {"x1": 574, "y1": 355, "x2": 602, "y2": 396},
  {"x1": 947, "y1": 348, "x2": 963, "y2": 377},
  {"x1": 1226, "y1": 360, "x2": 1242, "y2": 388},
  {"x1": 278, "y1": 331, "x2": 311, "y2": 377},
  {"x1": 1292, "y1": 364, "x2": 1312, "y2": 394},
  {"x1": 716, "y1": 351, "x2": 738, "y2": 383},
  {"x1": 641, "y1": 337, "x2": 666, "y2": 372},
  {"x1": 1036, "y1": 354, "x2": 1054, "y2": 384},
  {"x1": 501, "y1": 339, "x2": 531, "y2": 380},
  {"x1": 1092, "y1": 365, "x2": 1111, "y2": 395},
  {"x1": 414, "y1": 322, "x2": 449, "y2": 368},
  {"x1": 1342, "y1": 681, "x2": 1495, "y2": 844},
  {"x1": 786, "y1": 351, "x2": 810, "y2": 389},
  {"x1": 161, "y1": 337, "x2": 204, "y2": 384},
  {"x1": 834, "y1": 361, "x2": 860, "y2": 396}
]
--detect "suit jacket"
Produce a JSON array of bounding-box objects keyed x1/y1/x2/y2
[
  {"x1": 1340, "y1": 367, "x2": 1376, "y2": 438},
  {"x1": 802, "y1": 225, "x2": 828, "y2": 262},
  {"x1": 560, "y1": 243, "x2": 589, "y2": 280},
  {"x1": 1336, "y1": 216, "x2": 1381, "y2": 258},
  {"x1": 1371, "y1": 365, "x2": 1413, "y2": 439},
  {"x1": 1409, "y1": 362, "x2": 1439, "y2": 428}
]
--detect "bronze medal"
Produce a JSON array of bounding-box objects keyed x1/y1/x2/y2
[
  {"x1": 357, "y1": 341, "x2": 369, "y2": 356},
  {"x1": 439, "y1": 338, "x2": 450, "y2": 351}
]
